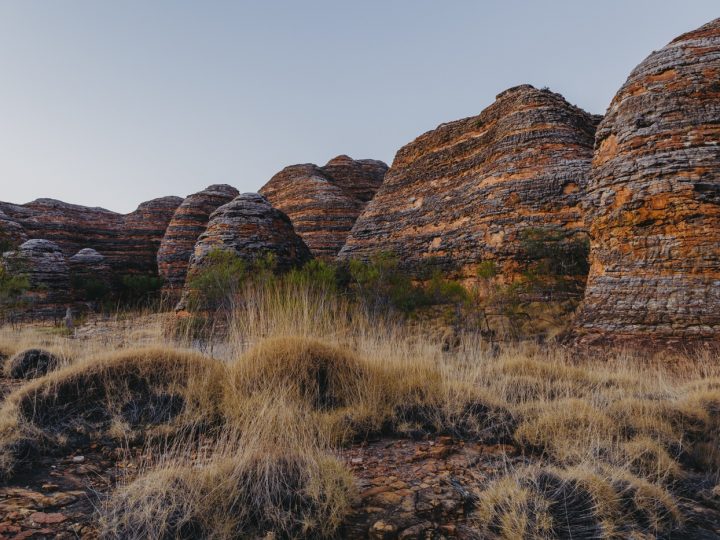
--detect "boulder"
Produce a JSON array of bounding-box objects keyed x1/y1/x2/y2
[
  {"x1": 157, "y1": 184, "x2": 239, "y2": 296},
  {"x1": 339, "y1": 85, "x2": 600, "y2": 285},
  {"x1": 2, "y1": 239, "x2": 71, "y2": 319},
  {"x1": 260, "y1": 156, "x2": 387, "y2": 258},
  {"x1": 179, "y1": 194, "x2": 312, "y2": 308},
  {"x1": 185, "y1": 193, "x2": 312, "y2": 275},
  {"x1": 574, "y1": 18, "x2": 720, "y2": 345}
]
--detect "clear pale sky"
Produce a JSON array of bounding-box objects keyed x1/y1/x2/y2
[{"x1": 0, "y1": 1, "x2": 717, "y2": 213}]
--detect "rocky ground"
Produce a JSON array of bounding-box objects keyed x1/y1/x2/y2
[{"x1": 2, "y1": 434, "x2": 719, "y2": 539}]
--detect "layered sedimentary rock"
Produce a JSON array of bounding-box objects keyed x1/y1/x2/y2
[
  {"x1": 319, "y1": 155, "x2": 388, "y2": 203},
  {"x1": 181, "y1": 193, "x2": 312, "y2": 302},
  {"x1": 0, "y1": 197, "x2": 182, "y2": 277},
  {"x1": 260, "y1": 156, "x2": 387, "y2": 258},
  {"x1": 120, "y1": 196, "x2": 184, "y2": 275},
  {"x1": 339, "y1": 85, "x2": 600, "y2": 283},
  {"x1": 68, "y1": 248, "x2": 113, "y2": 302},
  {"x1": 2, "y1": 240, "x2": 71, "y2": 319},
  {"x1": 574, "y1": 18, "x2": 720, "y2": 344},
  {"x1": 0, "y1": 209, "x2": 27, "y2": 250},
  {"x1": 157, "y1": 184, "x2": 239, "y2": 295}
]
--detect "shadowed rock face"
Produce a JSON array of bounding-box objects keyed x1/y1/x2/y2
[
  {"x1": 157, "y1": 184, "x2": 239, "y2": 295},
  {"x1": 339, "y1": 86, "x2": 600, "y2": 283},
  {"x1": 0, "y1": 209, "x2": 27, "y2": 250},
  {"x1": 260, "y1": 156, "x2": 387, "y2": 258},
  {"x1": 574, "y1": 18, "x2": 720, "y2": 345},
  {"x1": 0, "y1": 197, "x2": 182, "y2": 277},
  {"x1": 68, "y1": 248, "x2": 113, "y2": 303},
  {"x1": 2, "y1": 240, "x2": 71, "y2": 319},
  {"x1": 120, "y1": 197, "x2": 185, "y2": 275},
  {"x1": 185, "y1": 193, "x2": 312, "y2": 282}
]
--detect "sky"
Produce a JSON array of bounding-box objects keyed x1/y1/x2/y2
[{"x1": 0, "y1": 1, "x2": 717, "y2": 213}]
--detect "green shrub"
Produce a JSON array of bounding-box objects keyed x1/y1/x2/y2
[
  {"x1": 518, "y1": 227, "x2": 589, "y2": 277},
  {"x1": 348, "y1": 253, "x2": 425, "y2": 313},
  {"x1": 119, "y1": 274, "x2": 164, "y2": 308},
  {"x1": 186, "y1": 250, "x2": 247, "y2": 312},
  {"x1": 0, "y1": 264, "x2": 29, "y2": 322},
  {"x1": 71, "y1": 275, "x2": 110, "y2": 303}
]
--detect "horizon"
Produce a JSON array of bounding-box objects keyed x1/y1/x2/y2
[{"x1": 1, "y1": 1, "x2": 717, "y2": 213}]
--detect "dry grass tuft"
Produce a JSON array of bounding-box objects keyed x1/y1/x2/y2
[
  {"x1": 0, "y1": 347, "x2": 224, "y2": 476},
  {"x1": 101, "y1": 397, "x2": 355, "y2": 540},
  {"x1": 473, "y1": 464, "x2": 681, "y2": 539},
  {"x1": 229, "y1": 336, "x2": 370, "y2": 411},
  {"x1": 3, "y1": 348, "x2": 65, "y2": 379},
  {"x1": 514, "y1": 398, "x2": 616, "y2": 464}
]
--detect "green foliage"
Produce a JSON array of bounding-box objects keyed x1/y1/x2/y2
[
  {"x1": 71, "y1": 275, "x2": 110, "y2": 303},
  {"x1": 348, "y1": 252, "x2": 425, "y2": 313},
  {"x1": 477, "y1": 260, "x2": 498, "y2": 280},
  {"x1": 186, "y1": 250, "x2": 247, "y2": 311},
  {"x1": 518, "y1": 227, "x2": 589, "y2": 277},
  {"x1": 119, "y1": 274, "x2": 164, "y2": 307},
  {"x1": 0, "y1": 263, "x2": 29, "y2": 322},
  {"x1": 286, "y1": 259, "x2": 341, "y2": 294},
  {"x1": 425, "y1": 270, "x2": 469, "y2": 306}
]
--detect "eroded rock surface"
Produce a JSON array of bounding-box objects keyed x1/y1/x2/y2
[
  {"x1": 339, "y1": 86, "x2": 600, "y2": 284},
  {"x1": 180, "y1": 193, "x2": 312, "y2": 304},
  {"x1": 1, "y1": 240, "x2": 71, "y2": 319},
  {"x1": 574, "y1": 18, "x2": 720, "y2": 345},
  {"x1": 157, "y1": 184, "x2": 239, "y2": 296},
  {"x1": 0, "y1": 197, "x2": 182, "y2": 278},
  {"x1": 260, "y1": 156, "x2": 387, "y2": 258}
]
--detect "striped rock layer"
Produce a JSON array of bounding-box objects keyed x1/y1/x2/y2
[
  {"x1": 339, "y1": 85, "x2": 600, "y2": 283},
  {"x1": 157, "y1": 184, "x2": 239, "y2": 295},
  {"x1": 260, "y1": 156, "x2": 387, "y2": 258},
  {"x1": 0, "y1": 197, "x2": 182, "y2": 277},
  {"x1": 574, "y1": 18, "x2": 720, "y2": 344},
  {"x1": 183, "y1": 193, "x2": 312, "y2": 290},
  {"x1": 2, "y1": 240, "x2": 71, "y2": 319}
]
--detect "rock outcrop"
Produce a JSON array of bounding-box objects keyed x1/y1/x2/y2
[
  {"x1": 0, "y1": 210, "x2": 27, "y2": 250},
  {"x1": 118, "y1": 197, "x2": 183, "y2": 275},
  {"x1": 184, "y1": 193, "x2": 312, "y2": 281},
  {"x1": 0, "y1": 197, "x2": 182, "y2": 278},
  {"x1": 260, "y1": 156, "x2": 387, "y2": 258},
  {"x1": 339, "y1": 86, "x2": 600, "y2": 285},
  {"x1": 574, "y1": 18, "x2": 720, "y2": 344},
  {"x1": 157, "y1": 184, "x2": 239, "y2": 296},
  {"x1": 68, "y1": 249, "x2": 113, "y2": 303},
  {"x1": 1, "y1": 240, "x2": 71, "y2": 319}
]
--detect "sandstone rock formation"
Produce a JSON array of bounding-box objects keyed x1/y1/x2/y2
[
  {"x1": 157, "y1": 184, "x2": 239, "y2": 296},
  {"x1": 260, "y1": 156, "x2": 387, "y2": 258},
  {"x1": 574, "y1": 18, "x2": 720, "y2": 344},
  {"x1": 185, "y1": 193, "x2": 312, "y2": 275},
  {"x1": 1, "y1": 240, "x2": 71, "y2": 319},
  {"x1": 120, "y1": 196, "x2": 184, "y2": 275},
  {"x1": 0, "y1": 197, "x2": 182, "y2": 278},
  {"x1": 68, "y1": 248, "x2": 113, "y2": 303},
  {"x1": 0, "y1": 209, "x2": 27, "y2": 250},
  {"x1": 339, "y1": 86, "x2": 600, "y2": 285}
]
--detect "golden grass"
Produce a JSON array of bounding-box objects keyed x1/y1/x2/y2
[
  {"x1": 0, "y1": 280, "x2": 718, "y2": 537},
  {"x1": 473, "y1": 464, "x2": 681, "y2": 539},
  {"x1": 0, "y1": 347, "x2": 225, "y2": 476},
  {"x1": 101, "y1": 397, "x2": 355, "y2": 539}
]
